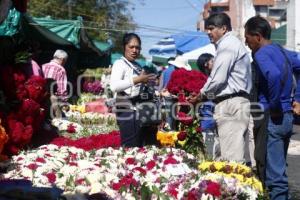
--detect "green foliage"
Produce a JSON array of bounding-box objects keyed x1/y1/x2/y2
[
  {"x1": 27, "y1": 0, "x2": 138, "y2": 51},
  {"x1": 176, "y1": 120, "x2": 206, "y2": 160}
]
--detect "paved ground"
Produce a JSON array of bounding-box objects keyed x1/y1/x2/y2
[{"x1": 288, "y1": 125, "x2": 300, "y2": 199}]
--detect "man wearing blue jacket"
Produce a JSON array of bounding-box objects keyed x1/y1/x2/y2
[{"x1": 245, "y1": 16, "x2": 300, "y2": 200}]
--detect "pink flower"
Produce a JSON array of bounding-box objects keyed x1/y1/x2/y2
[
  {"x1": 27, "y1": 163, "x2": 38, "y2": 170},
  {"x1": 45, "y1": 172, "x2": 56, "y2": 184},
  {"x1": 146, "y1": 160, "x2": 156, "y2": 170},
  {"x1": 67, "y1": 123, "x2": 76, "y2": 133},
  {"x1": 76, "y1": 178, "x2": 85, "y2": 185},
  {"x1": 205, "y1": 180, "x2": 221, "y2": 197},
  {"x1": 69, "y1": 162, "x2": 78, "y2": 166},
  {"x1": 167, "y1": 185, "x2": 178, "y2": 198},
  {"x1": 163, "y1": 156, "x2": 178, "y2": 165},
  {"x1": 35, "y1": 157, "x2": 46, "y2": 163},
  {"x1": 112, "y1": 182, "x2": 122, "y2": 191},
  {"x1": 133, "y1": 167, "x2": 146, "y2": 175},
  {"x1": 177, "y1": 131, "x2": 187, "y2": 141},
  {"x1": 125, "y1": 157, "x2": 136, "y2": 165},
  {"x1": 17, "y1": 157, "x2": 24, "y2": 161}
]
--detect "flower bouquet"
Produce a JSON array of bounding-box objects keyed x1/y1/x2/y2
[
  {"x1": 167, "y1": 68, "x2": 207, "y2": 102},
  {"x1": 176, "y1": 112, "x2": 206, "y2": 159},
  {"x1": 158, "y1": 69, "x2": 208, "y2": 159},
  {"x1": 157, "y1": 112, "x2": 205, "y2": 159}
]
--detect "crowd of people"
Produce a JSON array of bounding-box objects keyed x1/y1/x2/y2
[
  {"x1": 110, "y1": 13, "x2": 300, "y2": 200},
  {"x1": 2, "y1": 11, "x2": 298, "y2": 200}
]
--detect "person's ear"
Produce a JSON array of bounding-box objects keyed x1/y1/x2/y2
[
  {"x1": 255, "y1": 33, "x2": 263, "y2": 43},
  {"x1": 221, "y1": 25, "x2": 228, "y2": 34}
]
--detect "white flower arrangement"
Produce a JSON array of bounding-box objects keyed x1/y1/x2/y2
[{"x1": 4, "y1": 145, "x2": 262, "y2": 199}]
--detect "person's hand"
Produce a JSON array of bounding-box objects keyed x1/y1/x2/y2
[
  {"x1": 293, "y1": 101, "x2": 300, "y2": 115},
  {"x1": 134, "y1": 71, "x2": 156, "y2": 84},
  {"x1": 160, "y1": 89, "x2": 171, "y2": 97}
]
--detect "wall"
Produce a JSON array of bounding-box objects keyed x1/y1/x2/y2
[{"x1": 287, "y1": 0, "x2": 300, "y2": 51}]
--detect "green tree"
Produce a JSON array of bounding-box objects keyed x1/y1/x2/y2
[{"x1": 27, "y1": 0, "x2": 140, "y2": 52}]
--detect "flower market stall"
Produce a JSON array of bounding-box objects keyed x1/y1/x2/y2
[
  {"x1": 0, "y1": 49, "x2": 266, "y2": 199},
  {"x1": 3, "y1": 145, "x2": 263, "y2": 200}
]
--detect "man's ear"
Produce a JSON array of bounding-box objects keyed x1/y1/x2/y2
[
  {"x1": 256, "y1": 33, "x2": 263, "y2": 43},
  {"x1": 221, "y1": 25, "x2": 228, "y2": 34}
]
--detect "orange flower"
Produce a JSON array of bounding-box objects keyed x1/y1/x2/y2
[{"x1": 0, "y1": 119, "x2": 9, "y2": 155}]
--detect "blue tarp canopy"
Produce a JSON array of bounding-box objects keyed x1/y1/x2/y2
[{"x1": 149, "y1": 31, "x2": 210, "y2": 57}]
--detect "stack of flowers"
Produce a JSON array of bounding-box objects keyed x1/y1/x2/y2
[
  {"x1": 176, "y1": 112, "x2": 205, "y2": 159},
  {"x1": 198, "y1": 161, "x2": 263, "y2": 193},
  {"x1": 50, "y1": 130, "x2": 121, "y2": 150},
  {"x1": 69, "y1": 104, "x2": 86, "y2": 113},
  {"x1": 0, "y1": 65, "x2": 47, "y2": 156},
  {"x1": 57, "y1": 111, "x2": 118, "y2": 138},
  {"x1": 157, "y1": 112, "x2": 205, "y2": 160},
  {"x1": 160, "y1": 69, "x2": 207, "y2": 159},
  {"x1": 167, "y1": 69, "x2": 207, "y2": 101},
  {"x1": 82, "y1": 80, "x2": 103, "y2": 95},
  {"x1": 3, "y1": 145, "x2": 263, "y2": 199}
]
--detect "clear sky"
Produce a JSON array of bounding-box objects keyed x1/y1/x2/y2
[{"x1": 131, "y1": 0, "x2": 207, "y2": 59}]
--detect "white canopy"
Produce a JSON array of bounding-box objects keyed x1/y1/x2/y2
[{"x1": 182, "y1": 43, "x2": 216, "y2": 60}]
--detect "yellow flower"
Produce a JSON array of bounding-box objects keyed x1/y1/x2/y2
[
  {"x1": 214, "y1": 161, "x2": 226, "y2": 171},
  {"x1": 69, "y1": 105, "x2": 86, "y2": 113},
  {"x1": 177, "y1": 139, "x2": 186, "y2": 146},
  {"x1": 156, "y1": 131, "x2": 178, "y2": 147},
  {"x1": 199, "y1": 161, "x2": 264, "y2": 193}
]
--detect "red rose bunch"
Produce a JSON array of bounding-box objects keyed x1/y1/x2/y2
[
  {"x1": 51, "y1": 131, "x2": 121, "y2": 151},
  {"x1": 167, "y1": 69, "x2": 207, "y2": 97},
  {"x1": 25, "y1": 76, "x2": 47, "y2": 103},
  {"x1": 0, "y1": 66, "x2": 47, "y2": 156}
]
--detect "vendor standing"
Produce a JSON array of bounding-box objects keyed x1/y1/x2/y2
[{"x1": 110, "y1": 33, "x2": 157, "y2": 147}]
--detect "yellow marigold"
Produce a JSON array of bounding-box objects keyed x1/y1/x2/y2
[
  {"x1": 156, "y1": 131, "x2": 178, "y2": 147},
  {"x1": 214, "y1": 161, "x2": 226, "y2": 171},
  {"x1": 198, "y1": 161, "x2": 214, "y2": 171}
]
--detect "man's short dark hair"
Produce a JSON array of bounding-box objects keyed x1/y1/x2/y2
[
  {"x1": 244, "y1": 16, "x2": 271, "y2": 40},
  {"x1": 205, "y1": 13, "x2": 232, "y2": 31}
]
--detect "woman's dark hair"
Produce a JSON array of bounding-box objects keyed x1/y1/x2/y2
[
  {"x1": 122, "y1": 33, "x2": 141, "y2": 49},
  {"x1": 197, "y1": 53, "x2": 214, "y2": 74},
  {"x1": 244, "y1": 16, "x2": 271, "y2": 40},
  {"x1": 205, "y1": 12, "x2": 232, "y2": 31}
]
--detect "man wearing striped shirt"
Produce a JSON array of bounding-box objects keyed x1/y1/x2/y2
[{"x1": 42, "y1": 49, "x2": 68, "y2": 118}]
